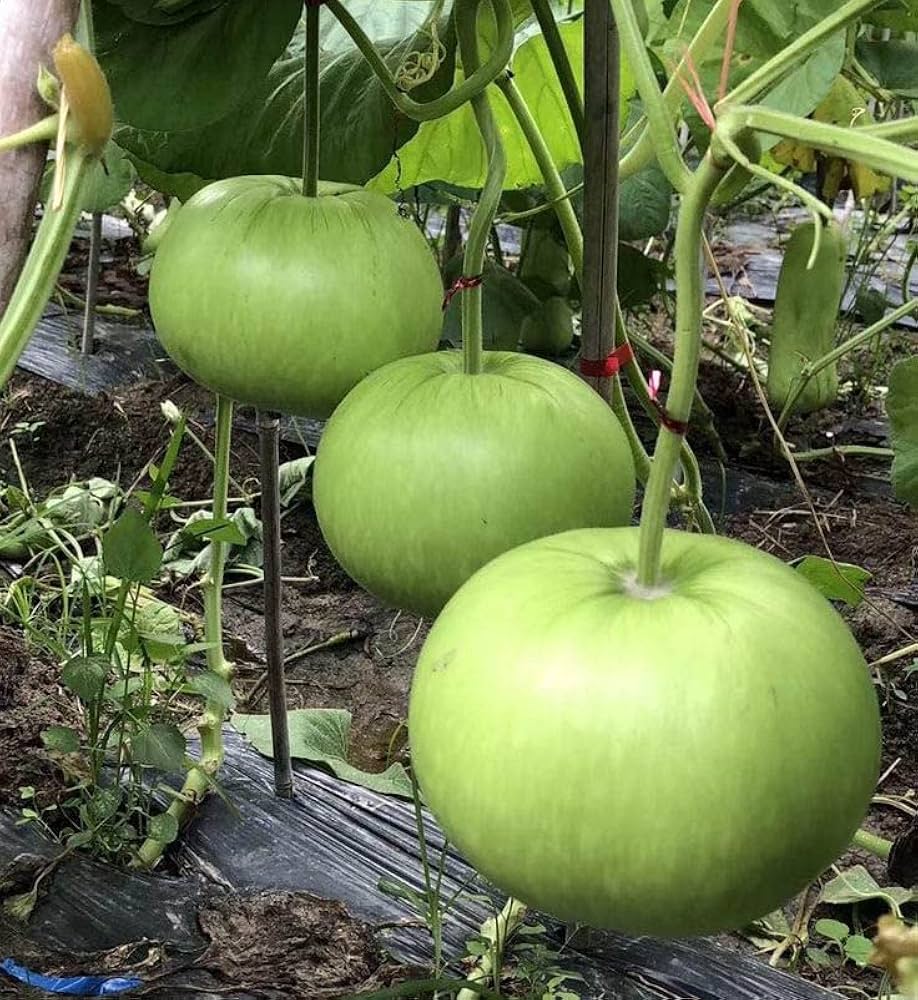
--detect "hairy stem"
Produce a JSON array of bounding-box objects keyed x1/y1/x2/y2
[
  {"x1": 637, "y1": 154, "x2": 727, "y2": 587},
  {"x1": 324, "y1": 0, "x2": 513, "y2": 122},
  {"x1": 852, "y1": 827, "x2": 893, "y2": 861},
  {"x1": 609, "y1": 0, "x2": 690, "y2": 193},
  {"x1": 719, "y1": 106, "x2": 918, "y2": 184},
  {"x1": 133, "y1": 395, "x2": 234, "y2": 868}
]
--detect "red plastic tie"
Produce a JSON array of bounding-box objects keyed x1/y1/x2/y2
[
  {"x1": 442, "y1": 274, "x2": 484, "y2": 311},
  {"x1": 579, "y1": 342, "x2": 634, "y2": 378},
  {"x1": 647, "y1": 369, "x2": 689, "y2": 436}
]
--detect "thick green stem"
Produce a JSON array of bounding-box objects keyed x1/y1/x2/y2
[
  {"x1": 133, "y1": 395, "x2": 234, "y2": 869},
  {"x1": 458, "y1": 3, "x2": 508, "y2": 376},
  {"x1": 529, "y1": 0, "x2": 584, "y2": 146},
  {"x1": 636, "y1": 154, "x2": 727, "y2": 587},
  {"x1": 777, "y1": 297, "x2": 918, "y2": 429},
  {"x1": 324, "y1": 0, "x2": 513, "y2": 122},
  {"x1": 719, "y1": 106, "x2": 918, "y2": 183},
  {"x1": 609, "y1": 0, "x2": 690, "y2": 193},
  {"x1": 862, "y1": 117, "x2": 918, "y2": 143},
  {"x1": 721, "y1": 0, "x2": 885, "y2": 108},
  {"x1": 0, "y1": 153, "x2": 89, "y2": 388},
  {"x1": 0, "y1": 114, "x2": 59, "y2": 153},
  {"x1": 620, "y1": 0, "x2": 733, "y2": 180},
  {"x1": 303, "y1": 3, "x2": 320, "y2": 198},
  {"x1": 853, "y1": 827, "x2": 893, "y2": 860}
]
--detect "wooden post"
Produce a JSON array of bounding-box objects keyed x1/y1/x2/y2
[
  {"x1": 580, "y1": 0, "x2": 622, "y2": 404},
  {"x1": 257, "y1": 409, "x2": 294, "y2": 799},
  {"x1": 81, "y1": 211, "x2": 102, "y2": 354},
  {"x1": 0, "y1": 0, "x2": 80, "y2": 318}
]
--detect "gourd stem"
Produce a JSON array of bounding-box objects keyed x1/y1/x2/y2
[
  {"x1": 721, "y1": 0, "x2": 885, "y2": 108},
  {"x1": 636, "y1": 155, "x2": 727, "y2": 587},
  {"x1": 619, "y1": 0, "x2": 733, "y2": 181},
  {"x1": 323, "y1": 0, "x2": 513, "y2": 123},
  {"x1": 528, "y1": 0, "x2": 584, "y2": 147},
  {"x1": 861, "y1": 117, "x2": 918, "y2": 142},
  {"x1": 75, "y1": 0, "x2": 95, "y2": 51},
  {"x1": 0, "y1": 154, "x2": 90, "y2": 389},
  {"x1": 718, "y1": 107, "x2": 918, "y2": 184},
  {"x1": 608, "y1": 0, "x2": 690, "y2": 194},
  {"x1": 776, "y1": 297, "x2": 918, "y2": 429},
  {"x1": 302, "y1": 3, "x2": 321, "y2": 198},
  {"x1": 457, "y1": 1, "x2": 508, "y2": 377},
  {"x1": 792, "y1": 445, "x2": 893, "y2": 463},
  {"x1": 133, "y1": 395, "x2": 235, "y2": 868},
  {"x1": 852, "y1": 827, "x2": 892, "y2": 861},
  {"x1": 0, "y1": 114, "x2": 59, "y2": 153}
]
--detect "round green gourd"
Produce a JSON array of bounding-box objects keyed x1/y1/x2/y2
[
  {"x1": 149, "y1": 176, "x2": 444, "y2": 419},
  {"x1": 313, "y1": 351, "x2": 636, "y2": 618},
  {"x1": 409, "y1": 527, "x2": 881, "y2": 936},
  {"x1": 520, "y1": 296, "x2": 575, "y2": 355},
  {"x1": 766, "y1": 220, "x2": 846, "y2": 416}
]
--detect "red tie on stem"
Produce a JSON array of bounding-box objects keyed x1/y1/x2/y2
[
  {"x1": 647, "y1": 369, "x2": 689, "y2": 436},
  {"x1": 442, "y1": 274, "x2": 484, "y2": 311}
]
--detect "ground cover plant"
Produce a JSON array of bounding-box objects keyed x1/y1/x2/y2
[{"x1": 0, "y1": 0, "x2": 917, "y2": 997}]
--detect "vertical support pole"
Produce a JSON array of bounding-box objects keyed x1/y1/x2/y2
[
  {"x1": 580, "y1": 0, "x2": 622, "y2": 404},
  {"x1": 257, "y1": 409, "x2": 293, "y2": 799},
  {"x1": 81, "y1": 211, "x2": 101, "y2": 355}
]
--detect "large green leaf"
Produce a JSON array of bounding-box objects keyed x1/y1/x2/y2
[
  {"x1": 371, "y1": 19, "x2": 636, "y2": 193},
  {"x1": 888, "y1": 356, "x2": 918, "y2": 509},
  {"x1": 233, "y1": 708, "x2": 412, "y2": 798},
  {"x1": 119, "y1": 12, "x2": 458, "y2": 195},
  {"x1": 95, "y1": 0, "x2": 303, "y2": 131}
]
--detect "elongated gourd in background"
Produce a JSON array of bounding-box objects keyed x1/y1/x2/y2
[
  {"x1": 149, "y1": 176, "x2": 444, "y2": 419},
  {"x1": 766, "y1": 219, "x2": 846, "y2": 416}
]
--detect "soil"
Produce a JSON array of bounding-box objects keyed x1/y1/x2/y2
[
  {"x1": 0, "y1": 889, "x2": 407, "y2": 999},
  {"x1": 0, "y1": 628, "x2": 78, "y2": 810}
]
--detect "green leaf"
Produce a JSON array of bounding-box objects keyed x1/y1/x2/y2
[
  {"x1": 181, "y1": 517, "x2": 247, "y2": 545},
  {"x1": 618, "y1": 244, "x2": 667, "y2": 310},
  {"x1": 41, "y1": 726, "x2": 80, "y2": 753},
  {"x1": 186, "y1": 673, "x2": 236, "y2": 711},
  {"x1": 61, "y1": 656, "x2": 106, "y2": 702},
  {"x1": 95, "y1": 0, "x2": 303, "y2": 131},
  {"x1": 3, "y1": 889, "x2": 37, "y2": 922},
  {"x1": 233, "y1": 708, "x2": 412, "y2": 798},
  {"x1": 843, "y1": 934, "x2": 874, "y2": 967},
  {"x1": 131, "y1": 723, "x2": 186, "y2": 772},
  {"x1": 371, "y1": 20, "x2": 635, "y2": 192},
  {"x1": 102, "y1": 507, "x2": 163, "y2": 584},
  {"x1": 147, "y1": 811, "x2": 179, "y2": 845},
  {"x1": 819, "y1": 865, "x2": 918, "y2": 916},
  {"x1": 119, "y1": 13, "x2": 458, "y2": 195},
  {"x1": 888, "y1": 357, "x2": 918, "y2": 509},
  {"x1": 814, "y1": 918, "x2": 849, "y2": 943},
  {"x1": 41, "y1": 141, "x2": 137, "y2": 213},
  {"x1": 794, "y1": 556, "x2": 871, "y2": 607},
  {"x1": 618, "y1": 165, "x2": 672, "y2": 242},
  {"x1": 856, "y1": 39, "x2": 918, "y2": 98}
]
